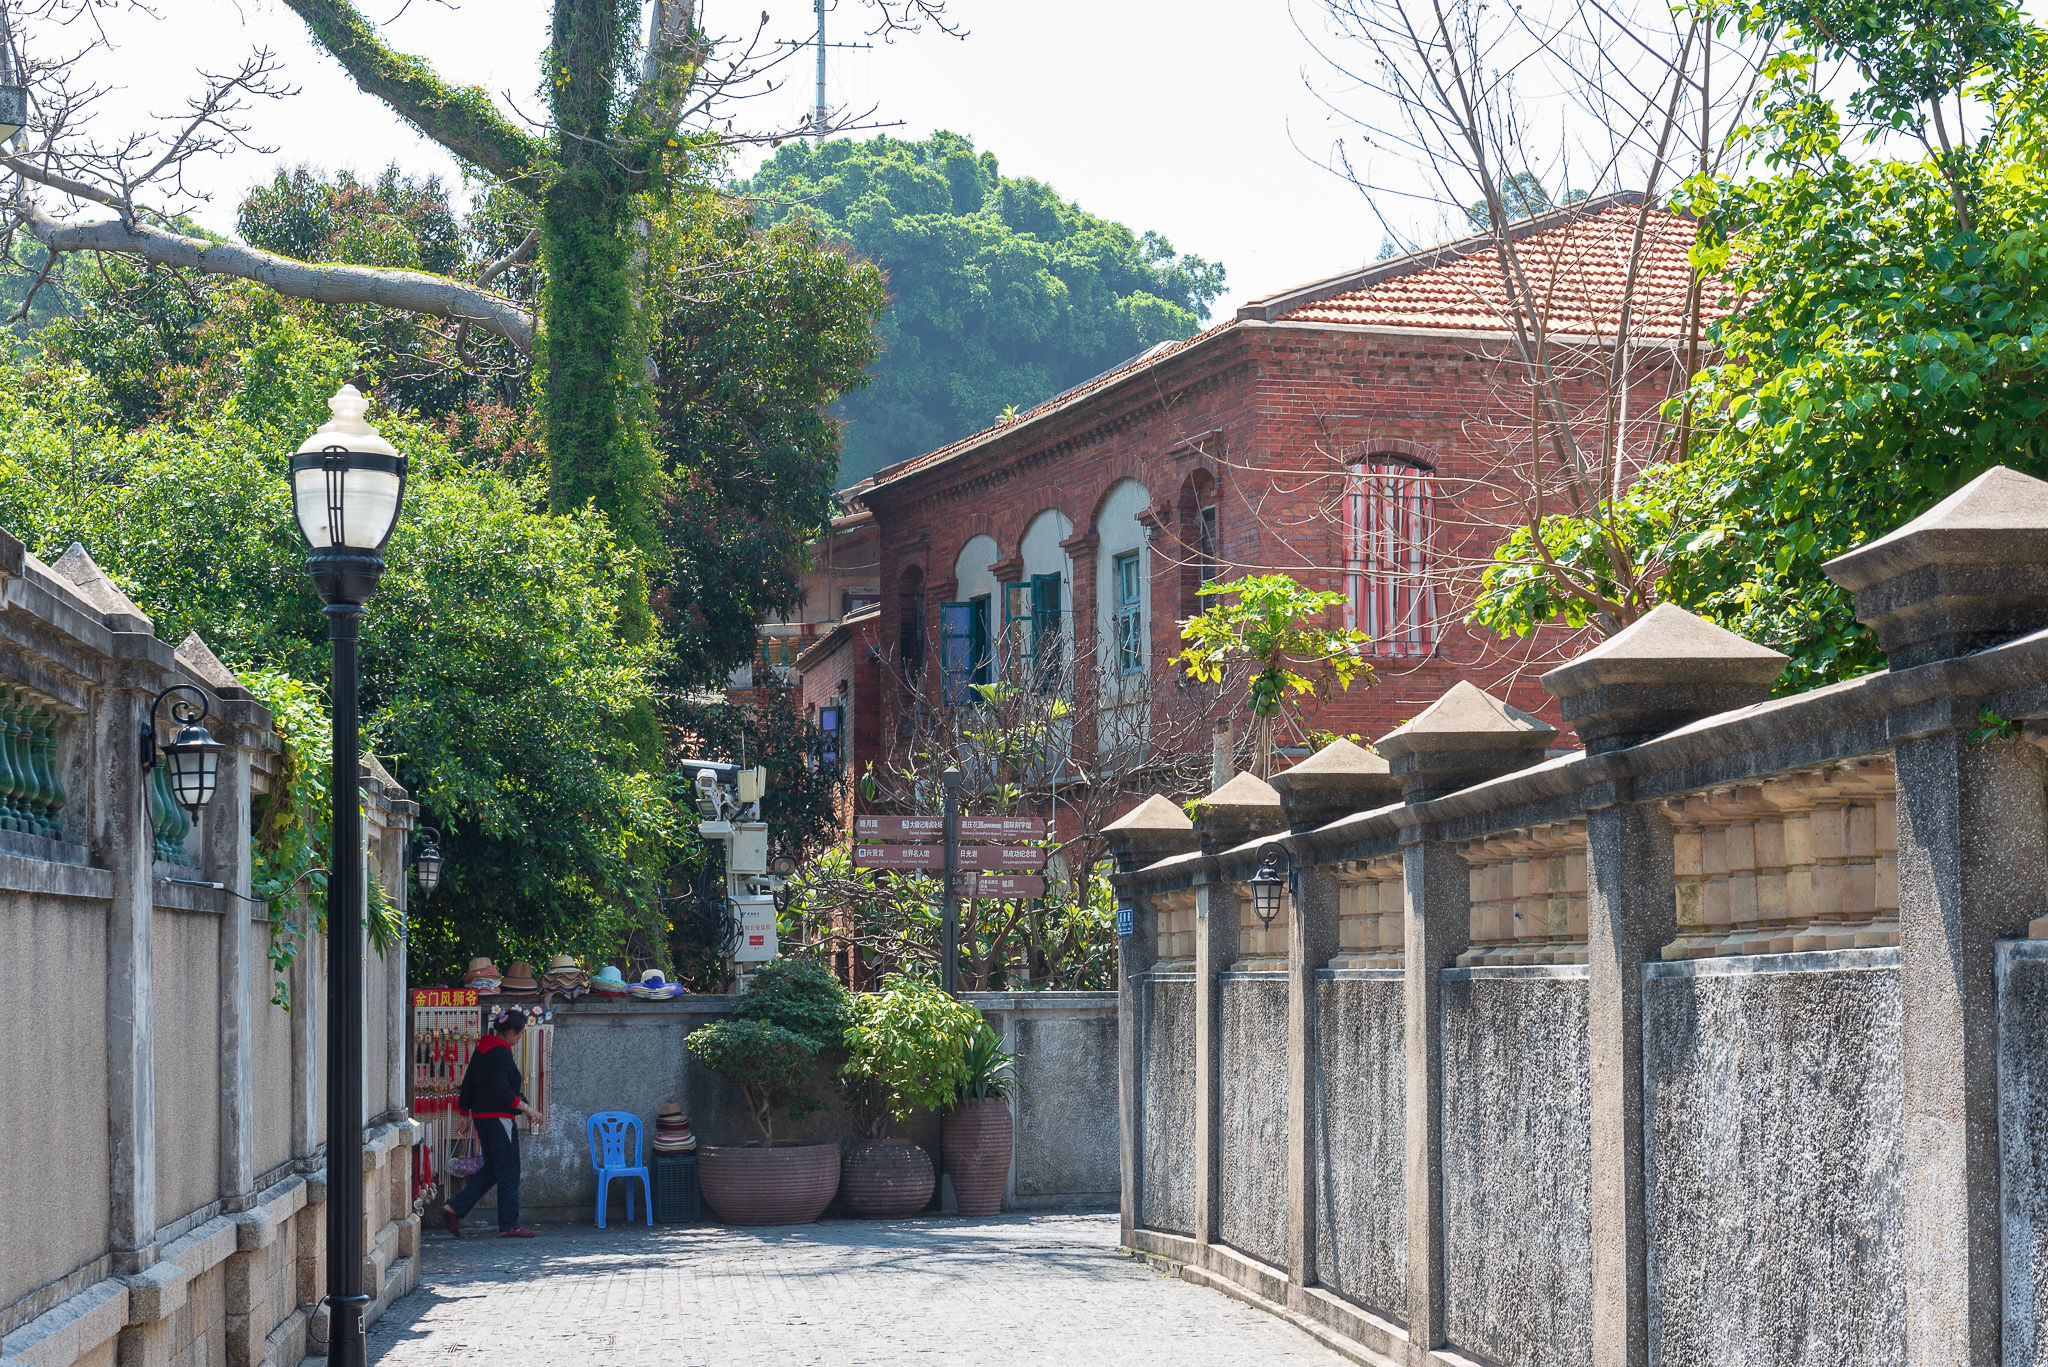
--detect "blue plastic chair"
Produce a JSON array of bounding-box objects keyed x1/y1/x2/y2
[{"x1": 585, "y1": 1110, "x2": 652, "y2": 1228}]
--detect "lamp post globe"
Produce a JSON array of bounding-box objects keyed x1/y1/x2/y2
[
  {"x1": 289, "y1": 384, "x2": 407, "y2": 605},
  {"x1": 288, "y1": 384, "x2": 407, "y2": 1367}
]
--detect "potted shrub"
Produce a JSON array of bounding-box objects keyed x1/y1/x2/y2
[
  {"x1": 838, "y1": 977, "x2": 984, "y2": 1218},
  {"x1": 686, "y1": 957, "x2": 849, "y2": 1225},
  {"x1": 942, "y1": 1019, "x2": 1018, "y2": 1217}
]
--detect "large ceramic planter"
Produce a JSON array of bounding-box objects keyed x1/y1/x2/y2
[
  {"x1": 941, "y1": 1097, "x2": 1012, "y2": 1218},
  {"x1": 698, "y1": 1143, "x2": 840, "y2": 1226},
  {"x1": 841, "y1": 1137, "x2": 935, "y2": 1219}
]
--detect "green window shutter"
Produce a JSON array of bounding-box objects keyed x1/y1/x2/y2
[
  {"x1": 939, "y1": 601, "x2": 974, "y2": 705},
  {"x1": 1030, "y1": 573, "x2": 1062, "y2": 690},
  {"x1": 969, "y1": 596, "x2": 992, "y2": 688}
]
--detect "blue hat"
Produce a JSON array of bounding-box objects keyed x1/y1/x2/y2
[{"x1": 595, "y1": 965, "x2": 626, "y2": 985}]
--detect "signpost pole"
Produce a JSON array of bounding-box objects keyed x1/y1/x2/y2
[{"x1": 940, "y1": 766, "x2": 962, "y2": 994}]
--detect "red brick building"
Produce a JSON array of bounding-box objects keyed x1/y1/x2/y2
[{"x1": 800, "y1": 197, "x2": 1698, "y2": 821}]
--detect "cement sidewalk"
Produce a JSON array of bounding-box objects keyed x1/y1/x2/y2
[{"x1": 365, "y1": 1212, "x2": 1354, "y2": 1365}]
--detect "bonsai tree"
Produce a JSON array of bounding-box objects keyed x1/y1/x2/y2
[
  {"x1": 732, "y1": 955, "x2": 851, "y2": 1051},
  {"x1": 686, "y1": 954, "x2": 851, "y2": 1144},
  {"x1": 685, "y1": 1019, "x2": 826, "y2": 1145},
  {"x1": 840, "y1": 977, "x2": 986, "y2": 1137}
]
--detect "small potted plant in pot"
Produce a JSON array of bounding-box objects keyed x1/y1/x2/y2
[
  {"x1": 839, "y1": 976, "x2": 984, "y2": 1218},
  {"x1": 686, "y1": 957, "x2": 849, "y2": 1226},
  {"x1": 942, "y1": 1019, "x2": 1018, "y2": 1218}
]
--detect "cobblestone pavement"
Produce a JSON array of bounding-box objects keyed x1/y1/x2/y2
[{"x1": 367, "y1": 1212, "x2": 1353, "y2": 1366}]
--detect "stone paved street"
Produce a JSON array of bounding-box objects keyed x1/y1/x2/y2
[{"x1": 366, "y1": 1213, "x2": 1353, "y2": 1365}]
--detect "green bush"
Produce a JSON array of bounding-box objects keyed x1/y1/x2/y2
[
  {"x1": 840, "y1": 977, "x2": 987, "y2": 1135},
  {"x1": 685, "y1": 1019, "x2": 823, "y2": 1145},
  {"x1": 732, "y1": 954, "x2": 850, "y2": 1051}
]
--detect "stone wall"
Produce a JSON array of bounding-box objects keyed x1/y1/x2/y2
[
  {"x1": 1108, "y1": 467, "x2": 2048, "y2": 1367},
  {"x1": 1311, "y1": 972, "x2": 1405, "y2": 1323},
  {"x1": 1139, "y1": 975, "x2": 1197, "y2": 1237},
  {"x1": 0, "y1": 528, "x2": 420, "y2": 1367},
  {"x1": 1644, "y1": 952, "x2": 1904, "y2": 1366},
  {"x1": 512, "y1": 991, "x2": 1120, "y2": 1223}
]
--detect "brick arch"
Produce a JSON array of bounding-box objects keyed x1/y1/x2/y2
[
  {"x1": 1075, "y1": 455, "x2": 1158, "y2": 542},
  {"x1": 1337, "y1": 436, "x2": 1439, "y2": 471}
]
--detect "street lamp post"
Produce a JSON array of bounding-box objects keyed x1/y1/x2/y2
[{"x1": 287, "y1": 384, "x2": 408, "y2": 1367}]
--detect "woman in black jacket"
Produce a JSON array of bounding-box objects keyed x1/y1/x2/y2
[{"x1": 443, "y1": 1007, "x2": 544, "y2": 1238}]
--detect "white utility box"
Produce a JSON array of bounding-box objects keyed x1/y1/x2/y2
[
  {"x1": 732, "y1": 895, "x2": 778, "y2": 962},
  {"x1": 730, "y1": 821, "x2": 769, "y2": 875}
]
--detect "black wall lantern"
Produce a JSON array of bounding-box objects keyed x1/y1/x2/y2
[
  {"x1": 1249, "y1": 843, "x2": 1289, "y2": 929},
  {"x1": 142, "y1": 684, "x2": 225, "y2": 819},
  {"x1": 413, "y1": 826, "x2": 444, "y2": 897}
]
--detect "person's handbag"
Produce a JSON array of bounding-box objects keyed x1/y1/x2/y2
[{"x1": 450, "y1": 1130, "x2": 485, "y2": 1179}]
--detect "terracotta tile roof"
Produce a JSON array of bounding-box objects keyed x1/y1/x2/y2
[
  {"x1": 862, "y1": 193, "x2": 1712, "y2": 498},
  {"x1": 1245, "y1": 194, "x2": 1709, "y2": 342}
]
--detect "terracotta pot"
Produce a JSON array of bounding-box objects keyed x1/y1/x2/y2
[
  {"x1": 941, "y1": 1096, "x2": 1013, "y2": 1217},
  {"x1": 697, "y1": 1143, "x2": 840, "y2": 1226},
  {"x1": 841, "y1": 1137, "x2": 935, "y2": 1219}
]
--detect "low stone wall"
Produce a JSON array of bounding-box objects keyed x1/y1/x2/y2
[
  {"x1": 0, "y1": 528, "x2": 420, "y2": 1367},
  {"x1": 1106, "y1": 469, "x2": 2048, "y2": 1367},
  {"x1": 514, "y1": 991, "x2": 1119, "y2": 1223}
]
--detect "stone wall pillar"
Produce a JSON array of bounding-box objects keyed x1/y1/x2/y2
[
  {"x1": 1822, "y1": 464, "x2": 2048, "y2": 1365},
  {"x1": 1893, "y1": 730, "x2": 2045, "y2": 1364},
  {"x1": 97, "y1": 676, "x2": 160, "y2": 1273},
  {"x1": 1272, "y1": 738, "x2": 1399, "y2": 1290},
  {"x1": 1191, "y1": 772, "x2": 1283, "y2": 1250},
  {"x1": 1541, "y1": 603, "x2": 1785, "y2": 1367},
  {"x1": 1582, "y1": 795, "x2": 1675, "y2": 1367},
  {"x1": 1376, "y1": 683, "x2": 1555, "y2": 1364},
  {"x1": 1103, "y1": 794, "x2": 1198, "y2": 1247}
]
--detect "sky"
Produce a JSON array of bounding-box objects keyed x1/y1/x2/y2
[{"x1": 53, "y1": 0, "x2": 1394, "y2": 319}]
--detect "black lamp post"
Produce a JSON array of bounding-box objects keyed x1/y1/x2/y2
[
  {"x1": 1248, "y1": 844, "x2": 1288, "y2": 929},
  {"x1": 288, "y1": 384, "x2": 407, "y2": 1367}
]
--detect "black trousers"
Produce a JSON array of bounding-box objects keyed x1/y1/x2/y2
[{"x1": 450, "y1": 1117, "x2": 521, "y2": 1231}]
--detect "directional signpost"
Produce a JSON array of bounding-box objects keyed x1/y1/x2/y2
[{"x1": 854, "y1": 804, "x2": 1053, "y2": 994}]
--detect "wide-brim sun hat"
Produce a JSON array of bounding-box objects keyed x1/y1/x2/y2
[
  {"x1": 594, "y1": 965, "x2": 626, "y2": 984},
  {"x1": 546, "y1": 954, "x2": 578, "y2": 971}
]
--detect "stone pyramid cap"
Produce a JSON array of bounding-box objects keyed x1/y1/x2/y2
[
  {"x1": 1271, "y1": 737, "x2": 1400, "y2": 827},
  {"x1": 50, "y1": 542, "x2": 153, "y2": 634},
  {"x1": 1375, "y1": 681, "x2": 1556, "y2": 801},
  {"x1": 1824, "y1": 465, "x2": 2048, "y2": 668},
  {"x1": 1194, "y1": 770, "x2": 1286, "y2": 851},
  {"x1": 1541, "y1": 604, "x2": 1787, "y2": 753},
  {"x1": 1376, "y1": 681, "x2": 1556, "y2": 757},
  {"x1": 175, "y1": 632, "x2": 249, "y2": 700},
  {"x1": 1101, "y1": 793, "x2": 1199, "y2": 867},
  {"x1": 1104, "y1": 792, "x2": 1194, "y2": 834}
]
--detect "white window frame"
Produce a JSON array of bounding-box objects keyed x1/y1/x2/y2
[{"x1": 1344, "y1": 462, "x2": 1438, "y2": 656}]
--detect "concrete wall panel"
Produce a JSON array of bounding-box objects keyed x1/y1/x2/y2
[
  {"x1": 1312, "y1": 973, "x2": 1406, "y2": 1322},
  {"x1": 1011, "y1": 1009, "x2": 1119, "y2": 1199},
  {"x1": 153, "y1": 908, "x2": 221, "y2": 1228},
  {"x1": 1218, "y1": 975, "x2": 1289, "y2": 1269},
  {"x1": 1997, "y1": 943, "x2": 2048, "y2": 1367},
  {"x1": 1644, "y1": 951, "x2": 1904, "y2": 1367},
  {"x1": 0, "y1": 892, "x2": 110, "y2": 1314},
  {"x1": 1442, "y1": 968, "x2": 1594, "y2": 1367},
  {"x1": 250, "y1": 926, "x2": 294, "y2": 1177},
  {"x1": 1140, "y1": 974, "x2": 1197, "y2": 1236}
]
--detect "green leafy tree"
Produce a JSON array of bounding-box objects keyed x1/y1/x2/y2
[
  {"x1": 1472, "y1": 0, "x2": 2048, "y2": 691},
  {"x1": 0, "y1": 295, "x2": 668, "y2": 984},
  {"x1": 1173, "y1": 574, "x2": 1375, "y2": 777},
  {"x1": 840, "y1": 976, "x2": 985, "y2": 1134},
  {"x1": 743, "y1": 131, "x2": 1227, "y2": 485}
]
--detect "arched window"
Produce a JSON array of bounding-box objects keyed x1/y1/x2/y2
[{"x1": 1344, "y1": 460, "x2": 1437, "y2": 656}]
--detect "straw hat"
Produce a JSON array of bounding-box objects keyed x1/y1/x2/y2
[
  {"x1": 500, "y1": 961, "x2": 539, "y2": 994},
  {"x1": 631, "y1": 968, "x2": 669, "y2": 999},
  {"x1": 546, "y1": 953, "x2": 579, "y2": 972},
  {"x1": 461, "y1": 957, "x2": 502, "y2": 983},
  {"x1": 658, "y1": 1102, "x2": 681, "y2": 1118}
]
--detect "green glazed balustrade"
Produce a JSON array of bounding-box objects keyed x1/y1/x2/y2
[
  {"x1": 150, "y1": 761, "x2": 195, "y2": 867},
  {"x1": 0, "y1": 688, "x2": 66, "y2": 840}
]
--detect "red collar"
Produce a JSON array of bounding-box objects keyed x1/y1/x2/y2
[{"x1": 474, "y1": 1034, "x2": 511, "y2": 1054}]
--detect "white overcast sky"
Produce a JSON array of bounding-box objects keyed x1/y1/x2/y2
[{"x1": 56, "y1": 0, "x2": 1399, "y2": 318}]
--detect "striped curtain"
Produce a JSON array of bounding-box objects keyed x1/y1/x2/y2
[{"x1": 1344, "y1": 463, "x2": 1438, "y2": 656}]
